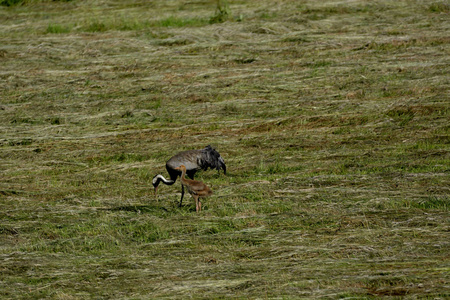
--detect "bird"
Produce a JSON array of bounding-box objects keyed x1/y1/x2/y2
[
  {"x1": 152, "y1": 145, "x2": 225, "y2": 206},
  {"x1": 175, "y1": 165, "x2": 212, "y2": 212}
]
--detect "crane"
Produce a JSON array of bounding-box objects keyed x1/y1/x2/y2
[
  {"x1": 152, "y1": 145, "x2": 225, "y2": 206},
  {"x1": 175, "y1": 165, "x2": 212, "y2": 212}
]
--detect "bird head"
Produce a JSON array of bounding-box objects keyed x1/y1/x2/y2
[
  {"x1": 152, "y1": 175, "x2": 160, "y2": 195},
  {"x1": 175, "y1": 165, "x2": 187, "y2": 172},
  {"x1": 219, "y1": 157, "x2": 226, "y2": 175}
]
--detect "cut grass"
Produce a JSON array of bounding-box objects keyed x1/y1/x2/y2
[
  {"x1": 1, "y1": 0, "x2": 449, "y2": 298},
  {"x1": 79, "y1": 16, "x2": 210, "y2": 33}
]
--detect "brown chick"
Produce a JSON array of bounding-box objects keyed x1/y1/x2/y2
[{"x1": 175, "y1": 165, "x2": 213, "y2": 212}]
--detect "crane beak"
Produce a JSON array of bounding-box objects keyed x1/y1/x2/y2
[{"x1": 154, "y1": 186, "x2": 158, "y2": 196}]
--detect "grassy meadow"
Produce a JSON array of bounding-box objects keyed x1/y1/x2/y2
[{"x1": 1, "y1": 0, "x2": 449, "y2": 298}]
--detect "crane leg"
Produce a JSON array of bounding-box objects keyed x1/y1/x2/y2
[
  {"x1": 179, "y1": 184, "x2": 184, "y2": 207},
  {"x1": 194, "y1": 195, "x2": 200, "y2": 212}
]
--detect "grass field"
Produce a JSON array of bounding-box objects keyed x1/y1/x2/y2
[{"x1": 1, "y1": 0, "x2": 449, "y2": 298}]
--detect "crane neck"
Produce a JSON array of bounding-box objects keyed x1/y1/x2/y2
[
  {"x1": 153, "y1": 174, "x2": 175, "y2": 186},
  {"x1": 179, "y1": 168, "x2": 188, "y2": 183}
]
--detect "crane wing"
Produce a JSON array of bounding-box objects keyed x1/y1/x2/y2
[{"x1": 166, "y1": 150, "x2": 202, "y2": 171}]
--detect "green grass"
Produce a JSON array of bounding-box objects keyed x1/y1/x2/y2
[
  {"x1": 1, "y1": 0, "x2": 449, "y2": 298},
  {"x1": 78, "y1": 16, "x2": 209, "y2": 33},
  {"x1": 45, "y1": 23, "x2": 72, "y2": 34}
]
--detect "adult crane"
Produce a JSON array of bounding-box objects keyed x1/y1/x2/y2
[{"x1": 152, "y1": 145, "x2": 226, "y2": 206}]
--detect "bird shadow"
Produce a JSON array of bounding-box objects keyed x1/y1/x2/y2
[{"x1": 105, "y1": 204, "x2": 169, "y2": 213}]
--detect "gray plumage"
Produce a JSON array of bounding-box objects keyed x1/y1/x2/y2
[{"x1": 152, "y1": 145, "x2": 226, "y2": 206}]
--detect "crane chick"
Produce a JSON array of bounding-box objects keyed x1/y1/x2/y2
[
  {"x1": 175, "y1": 165, "x2": 212, "y2": 212},
  {"x1": 152, "y1": 145, "x2": 225, "y2": 206}
]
